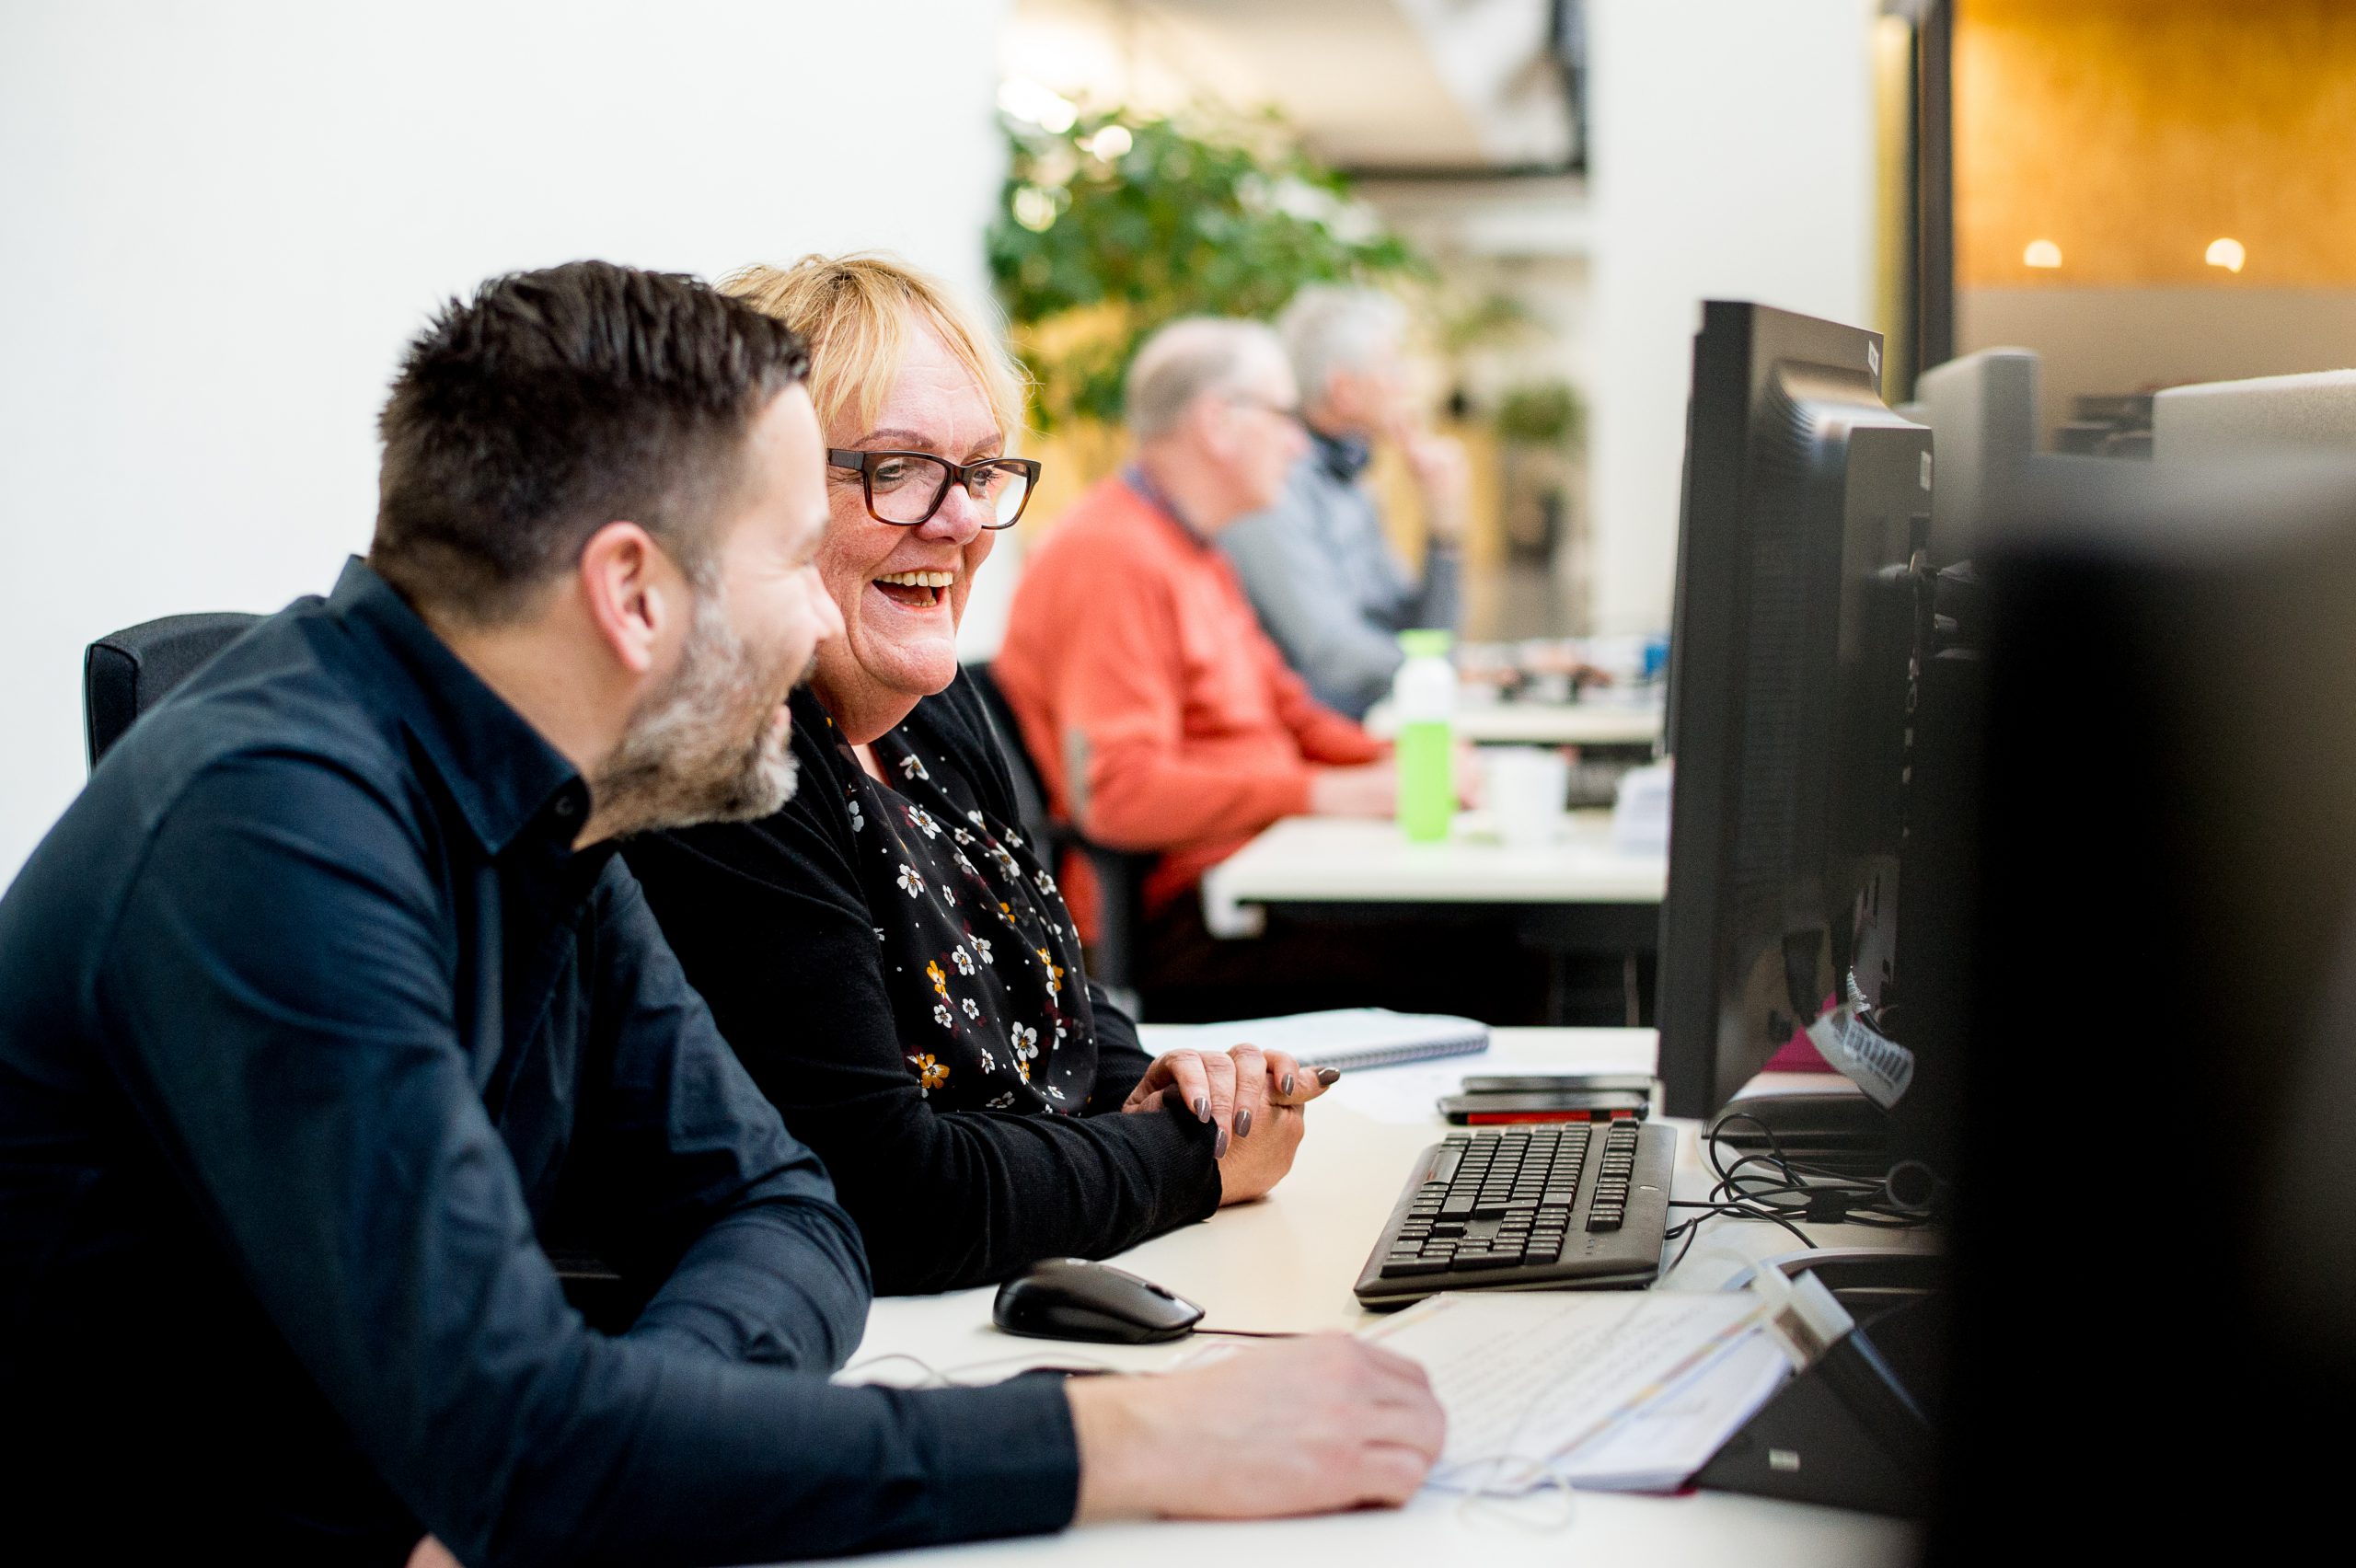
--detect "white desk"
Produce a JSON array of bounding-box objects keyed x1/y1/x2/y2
[
  {"x1": 1199, "y1": 810, "x2": 1666, "y2": 940},
  {"x1": 1364, "y1": 697, "x2": 1665, "y2": 749},
  {"x1": 812, "y1": 1029, "x2": 1919, "y2": 1568}
]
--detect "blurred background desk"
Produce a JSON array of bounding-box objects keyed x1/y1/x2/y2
[
  {"x1": 812, "y1": 1027, "x2": 1920, "y2": 1568},
  {"x1": 1199, "y1": 812, "x2": 1666, "y2": 1024},
  {"x1": 1362, "y1": 696, "x2": 1665, "y2": 750}
]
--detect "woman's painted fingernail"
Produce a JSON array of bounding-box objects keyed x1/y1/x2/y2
[
  {"x1": 1237, "y1": 1108, "x2": 1254, "y2": 1137},
  {"x1": 1194, "y1": 1095, "x2": 1209, "y2": 1120},
  {"x1": 1214, "y1": 1127, "x2": 1230, "y2": 1159},
  {"x1": 1315, "y1": 1067, "x2": 1342, "y2": 1086},
  {"x1": 1281, "y1": 1072, "x2": 1296, "y2": 1095}
]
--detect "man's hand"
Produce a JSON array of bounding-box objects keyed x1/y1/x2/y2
[
  {"x1": 1068, "y1": 1336, "x2": 1445, "y2": 1520},
  {"x1": 1395, "y1": 428, "x2": 1469, "y2": 546},
  {"x1": 1308, "y1": 762, "x2": 1396, "y2": 819},
  {"x1": 1453, "y1": 741, "x2": 1484, "y2": 808}
]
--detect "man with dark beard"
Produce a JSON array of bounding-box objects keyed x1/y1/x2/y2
[{"x1": 0, "y1": 263, "x2": 1441, "y2": 1566}]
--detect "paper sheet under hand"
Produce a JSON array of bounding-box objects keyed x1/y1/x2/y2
[
  {"x1": 1555, "y1": 1327, "x2": 1793, "y2": 1491},
  {"x1": 1360, "y1": 1291, "x2": 1780, "y2": 1496}
]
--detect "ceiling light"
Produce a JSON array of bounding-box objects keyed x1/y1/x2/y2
[
  {"x1": 2023, "y1": 239, "x2": 2062, "y2": 270},
  {"x1": 2205, "y1": 237, "x2": 2246, "y2": 274}
]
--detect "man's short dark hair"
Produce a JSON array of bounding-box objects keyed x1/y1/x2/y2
[{"x1": 372, "y1": 260, "x2": 812, "y2": 624}]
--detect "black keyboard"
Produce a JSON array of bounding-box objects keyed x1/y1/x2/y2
[{"x1": 1354, "y1": 1120, "x2": 1677, "y2": 1309}]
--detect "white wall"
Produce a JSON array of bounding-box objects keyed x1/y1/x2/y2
[
  {"x1": 0, "y1": 0, "x2": 1011, "y2": 884},
  {"x1": 1587, "y1": 0, "x2": 1879, "y2": 635}
]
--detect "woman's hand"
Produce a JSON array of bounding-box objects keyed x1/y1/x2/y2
[{"x1": 1121, "y1": 1046, "x2": 1339, "y2": 1197}]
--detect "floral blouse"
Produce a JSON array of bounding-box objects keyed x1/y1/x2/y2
[{"x1": 833, "y1": 712, "x2": 1097, "y2": 1115}]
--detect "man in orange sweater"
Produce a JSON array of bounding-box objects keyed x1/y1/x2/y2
[{"x1": 998, "y1": 318, "x2": 1431, "y2": 1018}]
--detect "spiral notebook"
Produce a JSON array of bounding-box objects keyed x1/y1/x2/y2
[{"x1": 1157, "y1": 1008, "x2": 1489, "y2": 1072}]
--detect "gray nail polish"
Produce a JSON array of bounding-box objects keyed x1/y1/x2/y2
[
  {"x1": 1237, "y1": 1108, "x2": 1253, "y2": 1138},
  {"x1": 1315, "y1": 1067, "x2": 1342, "y2": 1086},
  {"x1": 1194, "y1": 1094, "x2": 1209, "y2": 1121},
  {"x1": 1214, "y1": 1127, "x2": 1230, "y2": 1159},
  {"x1": 1281, "y1": 1072, "x2": 1296, "y2": 1095}
]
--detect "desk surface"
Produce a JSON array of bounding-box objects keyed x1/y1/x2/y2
[
  {"x1": 1200, "y1": 811, "x2": 1668, "y2": 939},
  {"x1": 812, "y1": 1029, "x2": 1921, "y2": 1568},
  {"x1": 1364, "y1": 697, "x2": 1665, "y2": 749}
]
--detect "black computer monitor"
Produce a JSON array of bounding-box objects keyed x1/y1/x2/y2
[
  {"x1": 1656, "y1": 301, "x2": 1936, "y2": 1123},
  {"x1": 1933, "y1": 455, "x2": 2356, "y2": 1554}
]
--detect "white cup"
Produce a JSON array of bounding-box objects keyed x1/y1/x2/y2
[{"x1": 1484, "y1": 747, "x2": 1568, "y2": 847}]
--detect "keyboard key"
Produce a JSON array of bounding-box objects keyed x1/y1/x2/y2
[{"x1": 1380, "y1": 1257, "x2": 1449, "y2": 1277}]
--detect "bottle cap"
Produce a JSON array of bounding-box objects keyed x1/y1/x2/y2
[{"x1": 1397, "y1": 628, "x2": 1453, "y2": 659}]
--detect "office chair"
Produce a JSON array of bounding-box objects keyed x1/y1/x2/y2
[
  {"x1": 961, "y1": 663, "x2": 1151, "y2": 1017},
  {"x1": 83, "y1": 612, "x2": 263, "y2": 770}
]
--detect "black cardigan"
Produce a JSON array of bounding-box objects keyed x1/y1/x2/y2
[{"x1": 624, "y1": 674, "x2": 1222, "y2": 1294}]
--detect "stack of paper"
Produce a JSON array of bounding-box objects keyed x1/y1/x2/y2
[{"x1": 1358, "y1": 1290, "x2": 1791, "y2": 1495}]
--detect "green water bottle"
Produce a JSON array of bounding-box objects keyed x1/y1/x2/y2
[{"x1": 1392, "y1": 628, "x2": 1456, "y2": 843}]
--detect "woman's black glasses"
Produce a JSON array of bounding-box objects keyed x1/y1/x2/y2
[{"x1": 827, "y1": 449, "x2": 1041, "y2": 530}]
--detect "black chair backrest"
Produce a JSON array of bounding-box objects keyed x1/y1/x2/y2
[
  {"x1": 84, "y1": 612, "x2": 262, "y2": 770},
  {"x1": 961, "y1": 661, "x2": 1059, "y2": 852},
  {"x1": 961, "y1": 661, "x2": 1150, "y2": 1004}
]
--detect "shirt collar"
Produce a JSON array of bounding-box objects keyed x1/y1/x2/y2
[
  {"x1": 1121, "y1": 463, "x2": 1213, "y2": 549},
  {"x1": 329, "y1": 558, "x2": 588, "y2": 857},
  {"x1": 1311, "y1": 426, "x2": 1373, "y2": 482}
]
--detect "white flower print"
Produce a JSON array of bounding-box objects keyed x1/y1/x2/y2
[
  {"x1": 953, "y1": 946, "x2": 976, "y2": 975},
  {"x1": 897, "y1": 754, "x2": 930, "y2": 781},
  {"x1": 1043, "y1": 1084, "x2": 1067, "y2": 1101},
  {"x1": 873, "y1": 928, "x2": 886, "y2": 943},
  {"x1": 953, "y1": 827, "x2": 974, "y2": 847},
  {"x1": 966, "y1": 810, "x2": 986, "y2": 825},
  {"x1": 906, "y1": 805, "x2": 941, "y2": 839},
  {"x1": 987, "y1": 1090, "x2": 1018, "y2": 1110},
  {"x1": 846, "y1": 797, "x2": 865, "y2": 833},
  {"x1": 1034, "y1": 868, "x2": 1057, "y2": 895},
  {"x1": 932, "y1": 1003, "x2": 953, "y2": 1030},
  {"x1": 1005, "y1": 829, "x2": 1025, "y2": 849},
  {"x1": 941, "y1": 888, "x2": 956, "y2": 906},
  {"x1": 979, "y1": 1044, "x2": 999, "y2": 1072},
  {"x1": 895, "y1": 863, "x2": 924, "y2": 897},
  {"x1": 972, "y1": 936, "x2": 994, "y2": 965},
  {"x1": 1055, "y1": 1022, "x2": 1068, "y2": 1044},
  {"x1": 953, "y1": 851, "x2": 977, "y2": 876},
  {"x1": 961, "y1": 997, "x2": 981, "y2": 1020},
  {"x1": 1011, "y1": 1022, "x2": 1039, "y2": 1062},
  {"x1": 989, "y1": 846, "x2": 1019, "y2": 876}
]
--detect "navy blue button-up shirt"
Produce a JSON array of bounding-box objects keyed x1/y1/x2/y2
[{"x1": 0, "y1": 560, "x2": 1078, "y2": 1565}]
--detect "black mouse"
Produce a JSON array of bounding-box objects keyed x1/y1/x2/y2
[{"x1": 992, "y1": 1259, "x2": 1205, "y2": 1344}]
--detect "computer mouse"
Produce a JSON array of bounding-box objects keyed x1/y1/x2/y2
[{"x1": 991, "y1": 1259, "x2": 1205, "y2": 1344}]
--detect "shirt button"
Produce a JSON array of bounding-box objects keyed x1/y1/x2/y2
[{"x1": 553, "y1": 794, "x2": 579, "y2": 820}]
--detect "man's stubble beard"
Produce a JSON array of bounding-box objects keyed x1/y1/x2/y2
[{"x1": 587, "y1": 589, "x2": 803, "y2": 841}]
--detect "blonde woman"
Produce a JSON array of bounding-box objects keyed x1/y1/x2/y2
[{"x1": 623, "y1": 256, "x2": 1333, "y2": 1294}]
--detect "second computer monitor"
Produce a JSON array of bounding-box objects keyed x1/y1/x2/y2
[{"x1": 1657, "y1": 301, "x2": 1934, "y2": 1120}]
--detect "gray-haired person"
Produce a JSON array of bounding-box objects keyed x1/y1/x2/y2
[{"x1": 1218, "y1": 287, "x2": 1469, "y2": 720}]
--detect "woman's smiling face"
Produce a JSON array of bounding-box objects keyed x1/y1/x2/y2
[{"x1": 811, "y1": 321, "x2": 1003, "y2": 744}]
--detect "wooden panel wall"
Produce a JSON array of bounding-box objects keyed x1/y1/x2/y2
[{"x1": 1956, "y1": 0, "x2": 2356, "y2": 287}]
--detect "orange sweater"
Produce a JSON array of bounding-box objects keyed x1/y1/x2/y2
[{"x1": 995, "y1": 474, "x2": 1384, "y2": 935}]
